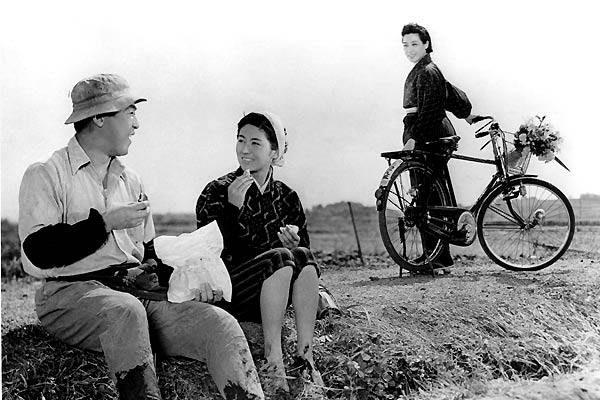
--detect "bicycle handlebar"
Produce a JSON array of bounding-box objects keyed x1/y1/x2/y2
[{"x1": 471, "y1": 115, "x2": 496, "y2": 139}]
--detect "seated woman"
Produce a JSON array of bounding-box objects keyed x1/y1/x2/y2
[{"x1": 195, "y1": 112, "x2": 324, "y2": 394}]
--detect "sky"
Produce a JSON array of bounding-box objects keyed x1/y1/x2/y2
[{"x1": 1, "y1": 0, "x2": 598, "y2": 222}]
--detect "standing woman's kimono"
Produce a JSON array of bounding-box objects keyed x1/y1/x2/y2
[
  {"x1": 403, "y1": 53, "x2": 455, "y2": 267},
  {"x1": 403, "y1": 53, "x2": 456, "y2": 147}
]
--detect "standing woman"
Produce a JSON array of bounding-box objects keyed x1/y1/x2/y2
[
  {"x1": 195, "y1": 112, "x2": 324, "y2": 394},
  {"x1": 401, "y1": 23, "x2": 457, "y2": 269}
]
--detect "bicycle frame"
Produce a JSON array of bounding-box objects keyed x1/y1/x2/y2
[
  {"x1": 378, "y1": 120, "x2": 538, "y2": 241},
  {"x1": 377, "y1": 116, "x2": 575, "y2": 271},
  {"x1": 449, "y1": 153, "x2": 537, "y2": 217}
]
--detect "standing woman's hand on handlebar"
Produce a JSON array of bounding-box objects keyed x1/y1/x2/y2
[
  {"x1": 465, "y1": 115, "x2": 478, "y2": 125},
  {"x1": 466, "y1": 115, "x2": 494, "y2": 125}
]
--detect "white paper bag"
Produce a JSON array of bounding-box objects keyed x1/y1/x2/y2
[{"x1": 154, "y1": 221, "x2": 232, "y2": 303}]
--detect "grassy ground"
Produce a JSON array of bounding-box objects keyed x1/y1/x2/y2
[
  {"x1": 317, "y1": 254, "x2": 600, "y2": 399},
  {"x1": 3, "y1": 252, "x2": 600, "y2": 399},
  {"x1": 2, "y1": 215, "x2": 600, "y2": 399}
]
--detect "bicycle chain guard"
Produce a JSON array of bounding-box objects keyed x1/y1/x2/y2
[{"x1": 421, "y1": 207, "x2": 477, "y2": 247}]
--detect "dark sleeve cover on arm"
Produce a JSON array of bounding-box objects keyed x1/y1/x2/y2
[
  {"x1": 22, "y1": 208, "x2": 109, "y2": 270},
  {"x1": 143, "y1": 239, "x2": 159, "y2": 262},
  {"x1": 143, "y1": 240, "x2": 174, "y2": 287}
]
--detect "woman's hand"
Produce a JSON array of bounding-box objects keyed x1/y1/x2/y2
[
  {"x1": 465, "y1": 114, "x2": 476, "y2": 125},
  {"x1": 191, "y1": 283, "x2": 223, "y2": 303},
  {"x1": 228, "y1": 169, "x2": 253, "y2": 209},
  {"x1": 277, "y1": 224, "x2": 300, "y2": 249},
  {"x1": 403, "y1": 138, "x2": 416, "y2": 151}
]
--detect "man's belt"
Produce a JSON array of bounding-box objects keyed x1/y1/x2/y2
[{"x1": 45, "y1": 263, "x2": 140, "y2": 282}]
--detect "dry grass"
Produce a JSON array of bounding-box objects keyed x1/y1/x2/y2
[
  {"x1": 315, "y1": 255, "x2": 600, "y2": 399},
  {"x1": 3, "y1": 214, "x2": 600, "y2": 399},
  {"x1": 3, "y1": 253, "x2": 600, "y2": 400}
]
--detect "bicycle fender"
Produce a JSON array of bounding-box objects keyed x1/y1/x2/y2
[
  {"x1": 375, "y1": 159, "x2": 404, "y2": 212},
  {"x1": 474, "y1": 173, "x2": 541, "y2": 215},
  {"x1": 375, "y1": 155, "x2": 427, "y2": 211},
  {"x1": 486, "y1": 174, "x2": 539, "y2": 197},
  {"x1": 378, "y1": 159, "x2": 403, "y2": 188},
  {"x1": 508, "y1": 174, "x2": 538, "y2": 181}
]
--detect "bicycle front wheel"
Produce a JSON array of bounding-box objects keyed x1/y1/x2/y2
[
  {"x1": 378, "y1": 160, "x2": 452, "y2": 271},
  {"x1": 477, "y1": 177, "x2": 575, "y2": 271}
]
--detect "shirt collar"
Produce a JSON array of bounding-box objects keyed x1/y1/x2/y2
[
  {"x1": 67, "y1": 136, "x2": 125, "y2": 178},
  {"x1": 67, "y1": 136, "x2": 91, "y2": 175},
  {"x1": 414, "y1": 53, "x2": 432, "y2": 69},
  {"x1": 108, "y1": 157, "x2": 126, "y2": 179},
  {"x1": 253, "y1": 167, "x2": 273, "y2": 194}
]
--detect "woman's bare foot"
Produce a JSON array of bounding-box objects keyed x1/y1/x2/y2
[
  {"x1": 289, "y1": 356, "x2": 327, "y2": 399},
  {"x1": 260, "y1": 360, "x2": 289, "y2": 395}
]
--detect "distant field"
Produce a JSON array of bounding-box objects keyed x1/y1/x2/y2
[
  {"x1": 2, "y1": 198, "x2": 598, "y2": 279},
  {"x1": 306, "y1": 202, "x2": 599, "y2": 256},
  {"x1": 150, "y1": 201, "x2": 599, "y2": 258},
  {"x1": 153, "y1": 213, "x2": 197, "y2": 236},
  {"x1": 570, "y1": 195, "x2": 600, "y2": 224}
]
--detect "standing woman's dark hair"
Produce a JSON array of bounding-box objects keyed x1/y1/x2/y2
[{"x1": 402, "y1": 23, "x2": 433, "y2": 53}]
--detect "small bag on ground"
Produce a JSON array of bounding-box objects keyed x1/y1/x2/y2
[{"x1": 316, "y1": 284, "x2": 341, "y2": 319}]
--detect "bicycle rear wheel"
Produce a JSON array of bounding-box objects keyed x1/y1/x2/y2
[
  {"x1": 477, "y1": 177, "x2": 575, "y2": 271},
  {"x1": 378, "y1": 160, "x2": 451, "y2": 271}
]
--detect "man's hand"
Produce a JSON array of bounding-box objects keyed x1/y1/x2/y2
[
  {"x1": 103, "y1": 201, "x2": 150, "y2": 232},
  {"x1": 277, "y1": 224, "x2": 300, "y2": 249},
  {"x1": 135, "y1": 273, "x2": 161, "y2": 291},
  {"x1": 228, "y1": 169, "x2": 253, "y2": 209},
  {"x1": 191, "y1": 283, "x2": 223, "y2": 303},
  {"x1": 403, "y1": 138, "x2": 416, "y2": 151}
]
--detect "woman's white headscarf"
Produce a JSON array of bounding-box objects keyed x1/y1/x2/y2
[{"x1": 260, "y1": 111, "x2": 288, "y2": 167}]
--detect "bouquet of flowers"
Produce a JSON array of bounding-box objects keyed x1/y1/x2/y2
[{"x1": 513, "y1": 115, "x2": 562, "y2": 163}]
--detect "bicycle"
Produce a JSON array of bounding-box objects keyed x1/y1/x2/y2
[{"x1": 374, "y1": 115, "x2": 575, "y2": 273}]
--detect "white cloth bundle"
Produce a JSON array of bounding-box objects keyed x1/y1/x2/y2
[{"x1": 154, "y1": 221, "x2": 232, "y2": 303}]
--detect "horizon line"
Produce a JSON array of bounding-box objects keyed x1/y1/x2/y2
[{"x1": 3, "y1": 194, "x2": 600, "y2": 224}]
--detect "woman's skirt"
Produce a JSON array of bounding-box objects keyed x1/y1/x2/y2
[{"x1": 216, "y1": 247, "x2": 320, "y2": 322}]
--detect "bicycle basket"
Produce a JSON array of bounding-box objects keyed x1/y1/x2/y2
[{"x1": 505, "y1": 144, "x2": 532, "y2": 175}]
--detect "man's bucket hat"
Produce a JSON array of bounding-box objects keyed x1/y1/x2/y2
[{"x1": 65, "y1": 74, "x2": 146, "y2": 124}]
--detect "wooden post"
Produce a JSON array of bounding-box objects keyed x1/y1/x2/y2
[{"x1": 347, "y1": 202, "x2": 365, "y2": 266}]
